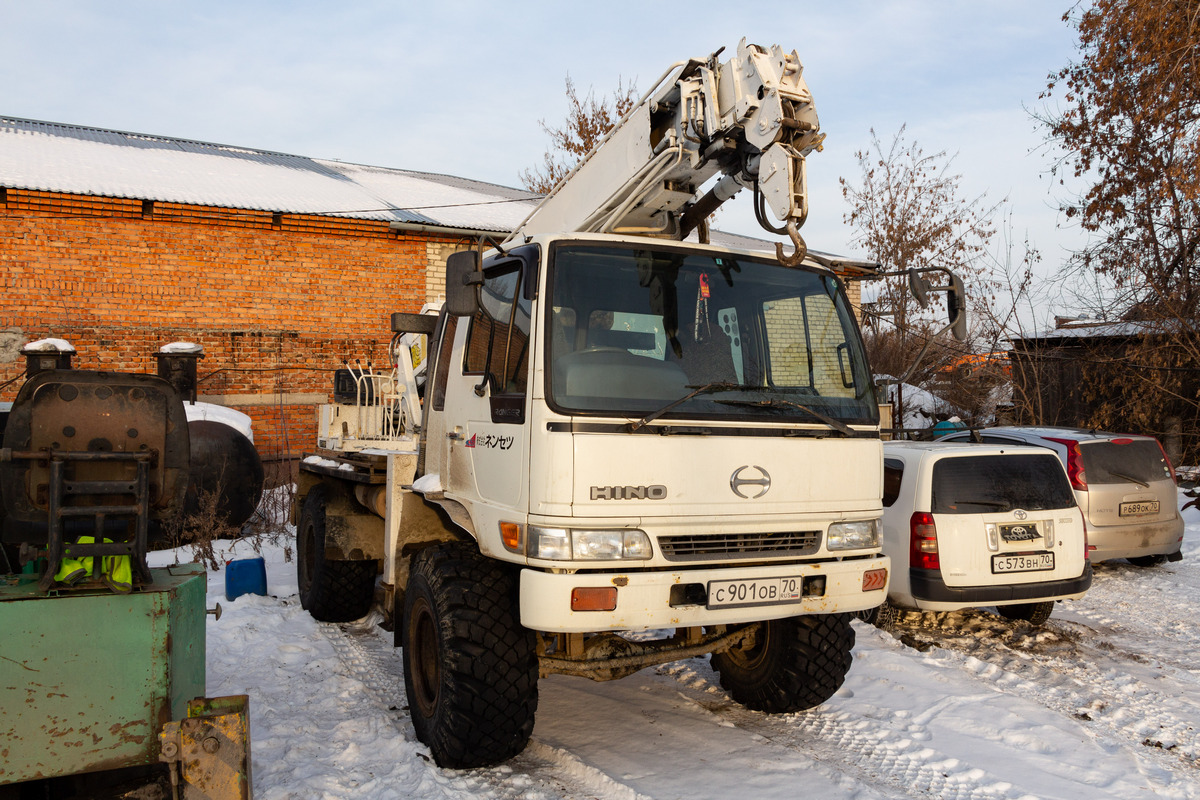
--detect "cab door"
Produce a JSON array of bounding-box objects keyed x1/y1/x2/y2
[{"x1": 438, "y1": 255, "x2": 534, "y2": 514}]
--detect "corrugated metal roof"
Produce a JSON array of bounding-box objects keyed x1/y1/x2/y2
[{"x1": 0, "y1": 115, "x2": 539, "y2": 232}]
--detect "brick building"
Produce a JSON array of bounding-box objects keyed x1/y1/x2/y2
[
  {"x1": 0, "y1": 116, "x2": 539, "y2": 470},
  {"x1": 0, "y1": 116, "x2": 872, "y2": 473}
]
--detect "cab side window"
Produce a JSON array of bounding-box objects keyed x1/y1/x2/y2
[
  {"x1": 464, "y1": 263, "x2": 531, "y2": 395},
  {"x1": 883, "y1": 458, "x2": 904, "y2": 507}
]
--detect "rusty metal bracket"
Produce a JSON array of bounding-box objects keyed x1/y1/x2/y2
[{"x1": 160, "y1": 695, "x2": 252, "y2": 800}]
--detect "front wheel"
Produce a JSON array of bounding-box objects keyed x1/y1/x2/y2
[
  {"x1": 402, "y1": 541, "x2": 538, "y2": 768},
  {"x1": 711, "y1": 613, "x2": 854, "y2": 713},
  {"x1": 997, "y1": 601, "x2": 1054, "y2": 626}
]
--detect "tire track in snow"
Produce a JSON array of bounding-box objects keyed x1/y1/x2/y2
[
  {"x1": 650, "y1": 658, "x2": 1028, "y2": 800},
  {"x1": 881, "y1": 607, "x2": 1200, "y2": 792},
  {"x1": 322, "y1": 619, "x2": 653, "y2": 800}
]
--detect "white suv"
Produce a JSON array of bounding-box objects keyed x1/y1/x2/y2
[
  {"x1": 873, "y1": 441, "x2": 1092, "y2": 626},
  {"x1": 936, "y1": 426, "x2": 1184, "y2": 566}
]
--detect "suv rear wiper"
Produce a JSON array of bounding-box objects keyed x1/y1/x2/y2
[
  {"x1": 1105, "y1": 470, "x2": 1150, "y2": 488},
  {"x1": 715, "y1": 397, "x2": 854, "y2": 436},
  {"x1": 629, "y1": 382, "x2": 761, "y2": 431}
]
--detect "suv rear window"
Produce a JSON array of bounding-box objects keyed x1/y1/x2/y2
[
  {"x1": 1080, "y1": 440, "x2": 1172, "y2": 485},
  {"x1": 931, "y1": 454, "x2": 1075, "y2": 514}
]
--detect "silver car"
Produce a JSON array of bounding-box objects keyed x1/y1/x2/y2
[{"x1": 936, "y1": 426, "x2": 1184, "y2": 566}]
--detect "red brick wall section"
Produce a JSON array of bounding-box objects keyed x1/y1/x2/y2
[{"x1": 0, "y1": 189, "x2": 468, "y2": 459}]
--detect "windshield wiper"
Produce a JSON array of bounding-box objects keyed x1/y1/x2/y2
[
  {"x1": 1105, "y1": 470, "x2": 1150, "y2": 488},
  {"x1": 715, "y1": 397, "x2": 855, "y2": 436},
  {"x1": 629, "y1": 382, "x2": 761, "y2": 431}
]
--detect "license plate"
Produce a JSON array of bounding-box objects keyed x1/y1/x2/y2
[
  {"x1": 992, "y1": 552, "x2": 1054, "y2": 573},
  {"x1": 1120, "y1": 500, "x2": 1160, "y2": 516},
  {"x1": 707, "y1": 576, "x2": 803, "y2": 609}
]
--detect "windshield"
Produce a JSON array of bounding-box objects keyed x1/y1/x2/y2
[{"x1": 546, "y1": 243, "x2": 878, "y2": 424}]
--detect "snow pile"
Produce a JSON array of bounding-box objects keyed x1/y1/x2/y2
[
  {"x1": 21, "y1": 337, "x2": 75, "y2": 352},
  {"x1": 160, "y1": 341, "x2": 204, "y2": 354},
  {"x1": 877, "y1": 377, "x2": 962, "y2": 430},
  {"x1": 183, "y1": 402, "x2": 255, "y2": 442}
]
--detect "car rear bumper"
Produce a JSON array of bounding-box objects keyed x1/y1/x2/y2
[
  {"x1": 1086, "y1": 515, "x2": 1184, "y2": 562},
  {"x1": 909, "y1": 563, "x2": 1092, "y2": 607}
]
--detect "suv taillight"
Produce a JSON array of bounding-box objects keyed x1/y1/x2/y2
[
  {"x1": 1045, "y1": 437, "x2": 1087, "y2": 490},
  {"x1": 910, "y1": 512, "x2": 939, "y2": 570}
]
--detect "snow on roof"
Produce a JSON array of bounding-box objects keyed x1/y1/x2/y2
[
  {"x1": 0, "y1": 115, "x2": 867, "y2": 266},
  {"x1": 0, "y1": 116, "x2": 539, "y2": 232},
  {"x1": 1014, "y1": 319, "x2": 1176, "y2": 342}
]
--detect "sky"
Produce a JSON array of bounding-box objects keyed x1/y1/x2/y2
[{"x1": 2, "y1": 0, "x2": 1086, "y2": 319}]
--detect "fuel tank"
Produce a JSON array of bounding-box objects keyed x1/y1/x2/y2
[{"x1": 183, "y1": 407, "x2": 265, "y2": 531}]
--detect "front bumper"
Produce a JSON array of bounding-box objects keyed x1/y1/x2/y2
[
  {"x1": 519, "y1": 555, "x2": 889, "y2": 633},
  {"x1": 909, "y1": 563, "x2": 1093, "y2": 611}
]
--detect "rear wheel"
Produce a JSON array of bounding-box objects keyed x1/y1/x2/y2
[
  {"x1": 852, "y1": 605, "x2": 880, "y2": 625},
  {"x1": 997, "y1": 601, "x2": 1054, "y2": 626},
  {"x1": 1127, "y1": 554, "x2": 1167, "y2": 567},
  {"x1": 297, "y1": 485, "x2": 377, "y2": 622},
  {"x1": 402, "y1": 541, "x2": 538, "y2": 768},
  {"x1": 711, "y1": 613, "x2": 854, "y2": 713}
]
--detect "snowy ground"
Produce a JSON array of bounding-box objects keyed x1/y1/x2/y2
[{"x1": 153, "y1": 497, "x2": 1200, "y2": 800}]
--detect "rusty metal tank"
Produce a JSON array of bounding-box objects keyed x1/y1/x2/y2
[
  {"x1": 0, "y1": 369, "x2": 191, "y2": 544},
  {"x1": 183, "y1": 410, "x2": 265, "y2": 531}
]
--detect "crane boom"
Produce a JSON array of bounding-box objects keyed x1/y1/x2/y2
[{"x1": 505, "y1": 39, "x2": 825, "y2": 265}]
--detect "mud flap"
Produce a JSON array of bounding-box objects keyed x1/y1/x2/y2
[{"x1": 159, "y1": 695, "x2": 252, "y2": 799}]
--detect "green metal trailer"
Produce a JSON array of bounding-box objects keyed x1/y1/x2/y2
[{"x1": 0, "y1": 563, "x2": 207, "y2": 785}]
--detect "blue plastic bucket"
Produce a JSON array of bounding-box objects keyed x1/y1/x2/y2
[{"x1": 225, "y1": 557, "x2": 267, "y2": 601}]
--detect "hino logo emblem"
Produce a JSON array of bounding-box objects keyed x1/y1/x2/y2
[
  {"x1": 730, "y1": 465, "x2": 771, "y2": 499},
  {"x1": 590, "y1": 485, "x2": 667, "y2": 500},
  {"x1": 1013, "y1": 509, "x2": 1029, "y2": 520}
]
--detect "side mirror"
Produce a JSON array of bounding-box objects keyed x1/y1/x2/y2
[
  {"x1": 947, "y1": 273, "x2": 967, "y2": 341},
  {"x1": 445, "y1": 251, "x2": 481, "y2": 317},
  {"x1": 908, "y1": 268, "x2": 931, "y2": 308}
]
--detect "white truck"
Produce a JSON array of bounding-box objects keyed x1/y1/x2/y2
[{"x1": 293, "y1": 40, "x2": 956, "y2": 768}]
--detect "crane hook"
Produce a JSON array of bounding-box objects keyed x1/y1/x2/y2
[{"x1": 775, "y1": 219, "x2": 808, "y2": 267}]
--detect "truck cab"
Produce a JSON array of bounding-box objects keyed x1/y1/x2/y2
[{"x1": 424, "y1": 234, "x2": 887, "y2": 634}]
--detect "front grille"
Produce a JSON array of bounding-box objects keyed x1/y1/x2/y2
[{"x1": 657, "y1": 530, "x2": 822, "y2": 561}]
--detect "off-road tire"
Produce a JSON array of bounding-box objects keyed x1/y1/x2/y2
[
  {"x1": 402, "y1": 541, "x2": 538, "y2": 768},
  {"x1": 997, "y1": 600, "x2": 1054, "y2": 626},
  {"x1": 711, "y1": 613, "x2": 854, "y2": 713},
  {"x1": 297, "y1": 485, "x2": 376, "y2": 622},
  {"x1": 1127, "y1": 554, "x2": 1167, "y2": 568}
]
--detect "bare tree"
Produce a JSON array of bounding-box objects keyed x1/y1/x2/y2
[
  {"x1": 841, "y1": 126, "x2": 999, "y2": 429},
  {"x1": 1039, "y1": 0, "x2": 1200, "y2": 316},
  {"x1": 1029, "y1": 1, "x2": 1200, "y2": 460},
  {"x1": 520, "y1": 76, "x2": 638, "y2": 194}
]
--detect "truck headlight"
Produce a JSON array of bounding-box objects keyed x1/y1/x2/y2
[
  {"x1": 527, "y1": 526, "x2": 652, "y2": 560},
  {"x1": 827, "y1": 519, "x2": 880, "y2": 550}
]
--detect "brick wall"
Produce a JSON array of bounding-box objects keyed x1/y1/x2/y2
[{"x1": 0, "y1": 189, "x2": 468, "y2": 462}]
